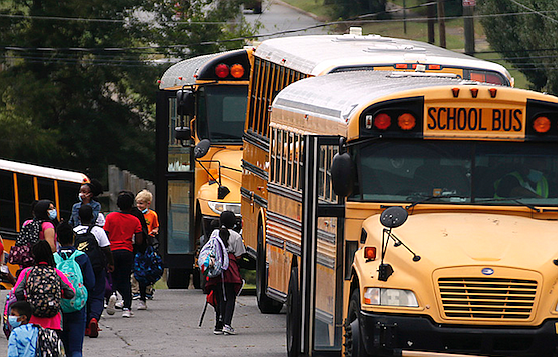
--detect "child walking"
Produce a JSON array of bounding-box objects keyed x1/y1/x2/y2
[{"x1": 7, "y1": 301, "x2": 37, "y2": 357}]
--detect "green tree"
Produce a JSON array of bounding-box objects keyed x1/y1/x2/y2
[
  {"x1": 330, "y1": 0, "x2": 387, "y2": 19},
  {"x1": 0, "y1": 0, "x2": 253, "y2": 182},
  {"x1": 478, "y1": 0, "x2": 558, "y2": 93}
]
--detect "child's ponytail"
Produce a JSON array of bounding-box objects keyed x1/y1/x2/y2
[{"x1": 219, "y1": 225, "x2": 230, "y2": 248}]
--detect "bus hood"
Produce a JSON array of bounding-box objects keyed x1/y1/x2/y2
[
  {"x1": 206, "y1": 149, "x2": 242, "y2": 185},
  {"x1": 361, "y1": 212, "x2": 558, "y2": 269}
]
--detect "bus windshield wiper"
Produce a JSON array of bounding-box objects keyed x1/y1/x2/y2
[
  {"x1": 405, "y1": 193, "x2": 468, "y2": 210},
  {"x1": 474, "y1": 198, "x2": 541, "y2": 212}
]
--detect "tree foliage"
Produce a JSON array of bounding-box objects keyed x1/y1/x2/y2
[
  {"x1": 0, "y1": 0, "x2": 253, "y2": 182},
  {"x1": 478, "y1": 0, "x2": 558, "y2": 93},
  {"x1": 328, "y1": 0, "x2": 387, "y2": 19}
]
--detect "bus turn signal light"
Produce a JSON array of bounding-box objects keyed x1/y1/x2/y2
[
  {"x1": 374, "y1": 113, "x2": 391, "y2": 130},
  {"x1": 398, "y1": 113, "x2": 416, "y2": 130},
  {"x1": 365, "y1": 247, "x2": 376, "y2": 261},
  {"x1": 452, "y1": 88, "x2": 460, "y2": 98},
  {"x1": 533, "y1": 116, "x2": 551, "y2": 133},
  {"x1": 230, "y1": 64, "x2": 245, "y2": 78},
  {"x1": 215, "y1": 63, "x2": 230, "y2": 78}
]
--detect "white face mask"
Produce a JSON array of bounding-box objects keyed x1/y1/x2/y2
[
  {"x1": 527, "y1": 169, "x2": 543, "y2": 183},
  {"x1": 48, "y1": 209, "x2": 57, "y2": 220}
]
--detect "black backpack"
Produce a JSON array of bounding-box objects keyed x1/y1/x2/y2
[{"x1": 74, "y1": 225, "x2": 105, "y2": 273}]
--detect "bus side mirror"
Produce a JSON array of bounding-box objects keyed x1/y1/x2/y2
[
  {"x1": 174, "y1": 126, "x2": 191, "y2": 141},
  {"x1": 331, "y1": 152, "x2": 354, "y2": 197},
  {"x1": 380, "y1": 206, "x2": 408, "y2": 228},
  {"x1": 194, "y1": 139, "x2": 211, "y2": 159},
  {"x1": 177, "y1": 89, "x2": 195, "y2": 117}
]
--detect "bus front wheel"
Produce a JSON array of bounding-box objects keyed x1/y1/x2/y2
[
  {"x1": 344, "y1": 289, "x2": 369, "y2": 357},
  {"x1": 256, "y1": 224, "x2": 283, "y2": 314},
  {"x1": 286, "y1": 267, "x2": 301, "y2": 357},
  {"x1": 166, "y1": 268, "x2": 189, "y2": 289}
]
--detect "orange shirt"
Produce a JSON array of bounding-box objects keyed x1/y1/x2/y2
[{"x1": 143, "y1": 209, "x2": 159, "y2": 236}]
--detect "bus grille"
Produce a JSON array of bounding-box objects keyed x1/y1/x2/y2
[{"x1": 438, "y1": 277, "x2": 537, "y2": 320}]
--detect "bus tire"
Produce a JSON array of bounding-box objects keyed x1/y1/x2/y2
[
  {"x1": 256, "y1": 224, "x2": 283, "y2": 314},
  {"x1": 286, "y1": 267, "x2": 301, "y2": 357},
  {"x1": 166, "y1": 268, "x2": 189, "y2": 289},
  {"x1": 344, "y1": 289, "x2": 369, "y2": 357}
]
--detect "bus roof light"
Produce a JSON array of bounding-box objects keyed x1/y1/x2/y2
[
  {"x1": 452, "y1": 88, "x2": 460, "y2": 98},
  {"x1": 489, "y1": 88, "x2": 497, "y2": 98},
  {"x1": 398, "y1": 113, "x2": 416, "y2": 130},
  {"x1": 428, "y1": 64, "x2": 441, "y2": 70},
  {"x1": 365, "y1": 247, "x2": 376, "y2": 261},
  {"x1": 533, "y1": 116, "x2": 551, "y2": 133},
  {"x1": 230, "y1": 64, "x2": 245, "y2": 78},
  {"x1": 470, "y1": 88, "x2": 478, "y2": 98},
  {"x1": 395, "y1": 63, "x2": 408, "y2": 69},
  {"x1": 374, "y1": 113, "x2": 391, "y2": 130},
  {"x1": 215, "y1": 63, "x2": 230, "y2": 78}
]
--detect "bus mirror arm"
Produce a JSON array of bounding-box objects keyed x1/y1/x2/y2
[{"x1": 196, "y1": 156, "x2": 231, "y2": 200}]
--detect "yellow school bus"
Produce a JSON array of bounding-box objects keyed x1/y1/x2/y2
[
  {"x1": 241, "y1": 30, "x2": 514, "y2": 313},
  {"x1": 0, "y1": 159, "x2": 89, "y2": 287},
  {"x1": 156, "y1": 49, "x2": 251, "y2": 288},
  {"x1": 266, "y1": 70, "x2": 558, "y2": 357}
]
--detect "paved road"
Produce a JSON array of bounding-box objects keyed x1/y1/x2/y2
[
  {"x1": 243, "y1": 0, "x2": 334, "y2": 40},
  {"x1": 0, "y1": 289, "x2": 287, "y2": 357}
]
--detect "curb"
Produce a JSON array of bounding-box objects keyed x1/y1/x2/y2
[{"x1": 272, "y1": 0, "x2": 328, "y2": 22}]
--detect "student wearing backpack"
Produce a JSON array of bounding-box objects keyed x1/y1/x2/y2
[
  {"x1": 103, "y1": 191, "x2": 144, "y2": 318},
  {"x1": 7, "y1": 301, "x2": 37, "y2": 357},
  {"x1": 73, "y1": 204, "x2": 113, "y2": 338},
  {"x1": 13, "y1": 241, "x2": 75, "y2": 331},
  {"x1": 55, "y1": 221, "x2": 94, "y2": 357},
  {"x1": 204, "y1": 211, "x2": 245, "y2": 335}
]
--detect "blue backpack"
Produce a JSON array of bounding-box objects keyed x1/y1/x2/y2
[
  {"x1": 134, "y1": 246, "x2": 164, "y2": 285},
  {"x1": 198, "y1": 230, "x2": 229, "y2": 278},
  {"x1": 54, "y1": 250, "x2": 88, "y2": 313}
]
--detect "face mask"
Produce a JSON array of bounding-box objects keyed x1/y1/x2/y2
[
  {"x1": 527, "y1": 169, "x2": 543, "y2": 183},
  {"x1": 78, "y1": 193, "x2": 84, "y2": 202},
  {"x1": 48, "y1": 209, "x2": 57, "y2": 220},
  {"x1": 8, "y1": 315, "x2": 21, "y2": 329},
  {"x1": 141, "y1": 208, "x2": 148, "y2": 214}
]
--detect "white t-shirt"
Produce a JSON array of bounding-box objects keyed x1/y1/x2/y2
[
  {"x1": 227, "y1": 229, "x2": 246, "y2": 257},
  {"x1": 74, "y1": 225, "x2": 111, "y2": 248}
]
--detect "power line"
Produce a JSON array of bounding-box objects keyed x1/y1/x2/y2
[{"x1": 506, "y1": 0, "x2": 558, "y2": 24}]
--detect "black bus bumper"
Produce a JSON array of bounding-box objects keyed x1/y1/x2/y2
[{"x1": 358, "y1": 310, "x2": 558, "y2": 356}]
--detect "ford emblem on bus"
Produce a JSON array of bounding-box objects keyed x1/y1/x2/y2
[{"x1": 481, "y1": 268, "x2": 494, "y2": 275}]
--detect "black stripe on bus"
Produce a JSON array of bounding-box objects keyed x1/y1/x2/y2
[
  {"x1": 241, "y1": 159, "x2": 269, "y2": 181},
  {"x1": 267, "y1": 183, "x2": 302, "y2": 203},
  {"x1": 243, "y1": 129, "x2": 270, "y2": 151}
]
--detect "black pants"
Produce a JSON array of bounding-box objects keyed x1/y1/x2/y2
[
  {"x1": 214, "y1": 282, "x2": 237, "y2": 327},
  {"x1": 112, "y1": 249, "x2": 134, "y2": 309}
]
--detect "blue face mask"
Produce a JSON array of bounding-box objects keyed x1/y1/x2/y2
[
  {"x1": 141, "y1": 208, "x2": 148, "y2": 214},
  {"x1": 48, "y1": 209, "x2": 57, "y2": 220},
  {"x1": 8, "y1": 315, "x2": 22, "y2": 329},
  {"x1": 78, "y1": 194, "x2": 83, "y2": 202}
]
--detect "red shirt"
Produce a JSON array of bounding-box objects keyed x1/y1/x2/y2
[{"x1": 104, "y1": 212, "x2": 142, "y2": 252}]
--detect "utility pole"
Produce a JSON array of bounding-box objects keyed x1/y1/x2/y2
[
  {"x1": 403, "y1": 0, "x2": 407, "y2": 34},
  {"x1": 427, "y1": 0, "x2": 435, "y2": 44},
  {"x1": 463, "y1": 0, "x2": 476, "y2": 55},
  {"x1": 437, "y1": 0, "x2": 446, "y2": 48}
]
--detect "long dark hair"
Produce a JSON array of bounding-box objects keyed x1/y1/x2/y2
[
  {"x1": 33, "y1": 200, "x2": 52, "y2": 221},
  {"x1": 32, "y1": 240, "x2": 55, "y2": 267},
  {"x1": 219, "y1": 211, "x2": 236, "y2": 248}
]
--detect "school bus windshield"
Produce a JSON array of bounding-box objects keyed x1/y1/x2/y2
[
  {"x1": 197, "y1": 85, "x2": 248, "y2": 143},
  {"x1": 351, "y1": 140, "x2": 558, "y2": 206}
]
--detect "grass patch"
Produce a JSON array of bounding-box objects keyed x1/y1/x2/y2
[{"x1": 280, "y1": 0, "x2": 335, "y2": 19}]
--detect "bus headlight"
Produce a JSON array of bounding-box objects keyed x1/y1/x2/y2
[
  {"x1": 364, "y1": 288, "x2": 418, "y2": 307},
  {"x1": 207, "y1": 201, "x2": 241, "y2": 216}
]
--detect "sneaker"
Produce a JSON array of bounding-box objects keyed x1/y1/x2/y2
[
  {"x1": 115, "y1": 300, "x2": 124, "y2": 309},
  {"x1": 137, "y1": 300, "x2": 147, "y2": 310},
  {"x1": 85, "y1": 326, "x2": 90, "y2": 337},
  {"x1": 88, "y1": 318, "x2": 99, "y2": 338},
  {"x1": 132, "y1": 293, "x2": 140, "y2": 300},
  {"x1": 122, "y1": 308, "x2": 133, "y2": 318},
  {"x1": 223, "y1": 325, "x2": 236, "y2": 335},
  {"x1": 146, "y1": 293, "x2": 154, "y2": 300},
  {"x1": 106, "y1": 294, "x2": 117, "y2": 315},
  {"x1": 213, "y1": 327, "x2": 223, "y2": 335}
]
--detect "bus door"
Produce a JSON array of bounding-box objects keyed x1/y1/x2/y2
[
  {"x1": 299, "y1": 135, "x2": 345, "y2": 356},
  {"x1": 156, "y1": 89, "x2": 196, "y2": 288}
]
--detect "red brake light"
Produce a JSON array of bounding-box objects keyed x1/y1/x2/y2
[
  {"x1": 428, "y1": 64, "x2": 441, "y2": 70},
  {"x1": 374, "y1": 113, "x2": 391, "y2": 130},
  {"x1": 395, "y1": 63, "x2": 408, "y2": 69},
  {"x1": 533, "y1": 116, "x2": 551, "y2": 133},
  {"x1": 364, "y1": 247, "x2": 376, "y2": 261},
  {"x1": 215, "y1": 64, "x2": 230, "y2": 78},
  {"x1": 398, "y1": 113, "x2": 416, "y2": 130},
  {"x1": 230, "y1": 64, "x2": 245, "y2": 78}
]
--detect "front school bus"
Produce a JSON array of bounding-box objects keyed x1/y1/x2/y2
[
  {"x1": 265, "y1": 70, "x2": 558, "y2": 356},
  {"x1": 156, "y1": 49, "x2": 250, "y2": 288}
]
